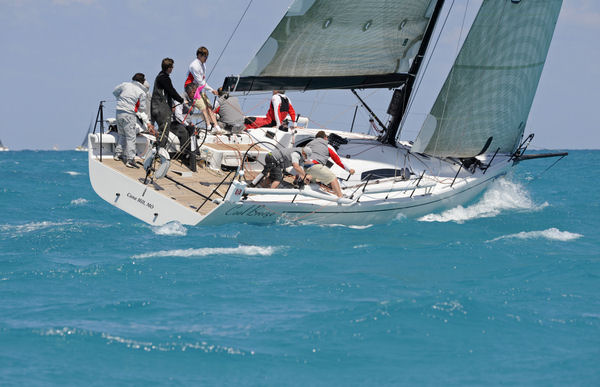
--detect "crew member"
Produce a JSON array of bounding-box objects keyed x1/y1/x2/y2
[
  {"x1": 252, "y1": 147, "x2": 313, "y2": 188},
  {"x1": 185, "y1": 46, "x2": 221, "y2": 133},
  {"x1": 245, "y1": 90, "x2": 296, "y2": 129},
  {"x1": 305, "y1": 131, "x2": 355, "y2": 197},
  {"x1": 151, "y1": 58, "x2": 184, "y2": 147},
  {"x1": 214, "y1": 87, "x2": 245, "y2": 133},
  {"x1": 113, "y1": 73, "x2": 154, "y2": 168}
]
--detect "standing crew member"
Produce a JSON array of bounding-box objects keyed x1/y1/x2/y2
[
  {"x1": 151, "y1": 58, "x2": 184, "y2": 147},
  {"x1": 185, "y1": 46, "x2": 221, "y2": 133},
  {"x1": 112, "y1": 73, "x2": 154, "y2": 168}
]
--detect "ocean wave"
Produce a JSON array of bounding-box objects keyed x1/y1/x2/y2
[
  {"x1": 64, "y1": 171, "x2": 82, "y2": 176},
  {"x1": 70, "y1": 198, "x2": 88, "y2": 206},
  {"x1": 101, "y1": 333, "x2": 247, "y2": 354},
  {"x1": 0, "y1": 221, "x2": 72, "y2": 234},
  {"x1": 487, "y1": 228, "x2": 583, "y2": 243},
  {"x1": 151, "y1": 222, "x2": 187, "y2": 236},
  {"x1": 323, "y1": 224, "x2": 373, "y2": 229},
  {"x1": 40, "y1": 327, "x2": 248, "y2": 355},
  {"x1": 418, "y1": 178, "x2": 547, "y2": 223},
  {"x1": 132, "y1": 245, "x2": 281, "y2": 259}
]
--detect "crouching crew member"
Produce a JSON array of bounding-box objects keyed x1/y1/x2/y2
[
  {"x1": 214, "y1": 87, "x2": 245, "y2": 133},
  {"x1": 251, "y1": 146, "x2": 313, "y2": 188},
  {"x1": 245, "y1": 90, "x2": 296, "y2": 129},
  {"x1": 305, "y1": 131, "x2": 355, "y2": 198}
]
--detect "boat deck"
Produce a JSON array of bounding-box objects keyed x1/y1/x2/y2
[{"x1": 100, "y1": 158, "x2": 245, "y2": 216}]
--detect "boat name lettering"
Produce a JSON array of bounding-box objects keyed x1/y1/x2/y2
[
  {"x1": 126, "y1": 192, "x2": 154, "y2": 210},
  {"x1": 225, "y1": 204, "x2": 274, "y2": 218}
]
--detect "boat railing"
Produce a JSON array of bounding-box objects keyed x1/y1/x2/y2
[
  {"x1": 244, "y1": 187, "x2": 354, "y2": 204},
  {"x1": 349, "y1": 171, "x2": 434, "y2": 202},
  {"x1": 195, "y1": 170, "x2": 235, "y2": 211},
  {"x1": 92, "y1": 101, "x2": 106, "y2": 161},
  {"x1": 242, "y1": 173, "x2": 435, "y2": 205}
]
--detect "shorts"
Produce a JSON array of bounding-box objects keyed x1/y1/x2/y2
[
  {"x1": 193, "y1": 92, "x2": 212, "y2": 111},
  {"x1": 305, "y1": 164, "x2": 335, "y2": 185},
  {"x1": 262, "y1": 154, "x2": 283, "y2": 181}
]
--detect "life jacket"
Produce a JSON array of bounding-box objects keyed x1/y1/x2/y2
[
  {"x1": 306, "y1": 138, "x2": 329, "y2": 164},
  {"x1": 271, "y1": 147, "x2": 303, "y2": 169}
]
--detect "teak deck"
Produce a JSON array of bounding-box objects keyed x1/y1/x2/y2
[{"x1": 102, "y1": 158, "x2": 236, "y2": 216}]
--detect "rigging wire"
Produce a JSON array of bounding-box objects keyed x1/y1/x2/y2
[
  {"x1": 398, "y1": 0, "x2": 456, "y2": 138},
  {"x1": 526, "y1": 155, "x2": 566, "y2": 184},
  {"x1": 207, "y1": 0, "x2": 253, "y2": 82}
]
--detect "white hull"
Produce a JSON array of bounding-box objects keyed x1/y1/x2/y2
[{"x1": 87, "y1": 127, "x2": 513, "y2": 227}]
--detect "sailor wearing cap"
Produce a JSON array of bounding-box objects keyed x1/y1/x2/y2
[{"x1": 251, "y1": 146, "x2": 313, "y2": 188}]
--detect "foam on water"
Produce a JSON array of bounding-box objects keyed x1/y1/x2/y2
[
  {"x1": 70, "y1": 198, "x2": 88, "y2": 206},
  {"x1": 418, "y1": 178, "x2": 548, "y2": 223},
  {"x1": 487, "y1": 228, "x2": 583, "y2": 243},
  {"x1": 151, "y1": 222, "x2": 187, "y2": 236},
  {"x1": 324, "y1": 224, "x2": 373, "y2": 229},
  {"x1": 64, "y1": 171, "x2": 82, "y2": 176},
  {"x1": 0, "y1": 221, "x2": 72, "y2": 235},
  {"x1": 132, "y1": 245, "x2": 281, "y2": 259}
]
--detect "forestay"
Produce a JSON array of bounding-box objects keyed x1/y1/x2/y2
[
  {"x1": 412, "y1": 0, "x2": 563, "y2": 158},
  {"x1": 223, "y1": 0, "x2": 439, "y2": 91}
]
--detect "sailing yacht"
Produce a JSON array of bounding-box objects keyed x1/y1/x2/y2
[
  {"x1": 0, "y1": 139, "x2": 8, "y2": 152},
  {"x1": 87, "y1": 0, "x2": 566, "y2": 226}
]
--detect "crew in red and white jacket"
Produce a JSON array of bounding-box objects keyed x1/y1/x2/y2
[
  {"x1": 245, "y1": 90, "x2": 296, "y2": 129},
  {"x1": 184, "y1": 46, "x2": 221, "y2": 132},
  {"x1": 303, "y1": 131, "x2": 355, "y2": 198}
]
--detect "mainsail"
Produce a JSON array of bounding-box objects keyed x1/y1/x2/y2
[
  {"x1": 223, "y1": 0, "x2": 440, "y2": 92},
  {"x1": 412, "y1": 0, "x2": 563, "y2": 158}
]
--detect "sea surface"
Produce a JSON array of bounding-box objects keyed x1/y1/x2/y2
[{"x1": 1, "y1": 150, "x2": 598, "y2": 386}]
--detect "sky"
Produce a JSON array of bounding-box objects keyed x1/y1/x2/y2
[{"x1": 0, "y1": 0, "x2": 598, "y2": 150}]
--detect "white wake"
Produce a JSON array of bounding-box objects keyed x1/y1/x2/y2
[
  {"x1": 151, "y1": 222, "x2": 187, "y2": 236},
  {"x1": 132, "y1": 245, "x2": 280, "y2": 259},
  {"x1": 487, "y1": 228, "x2": 583, "y2": 243},
  {"x1": 419, "y1": 178, "x2": 547, "y2": 223},
  {"x1": 70, "y1": 198, "x2": 88, "y2": 206}
]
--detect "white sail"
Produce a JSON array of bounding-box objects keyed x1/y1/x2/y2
[
  {"x1": 412, "y1": 0, "x2": 562, "y2": 157},
  {"x1": 224, "y1": 0, "x2": 439, "y2": 91}
]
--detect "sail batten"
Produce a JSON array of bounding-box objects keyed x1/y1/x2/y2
[
  {"x1": 223, "y1": 0, "x2": 439, "y2": 92},
  {"x1": 412, "y1": 0, "x2": 563, "y2": 158}
]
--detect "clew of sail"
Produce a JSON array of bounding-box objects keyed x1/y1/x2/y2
[
  {"x1": 223, "y1": 0, "x2": 439, "y2": 92},
  {"x1": 412, "y1": 0, "x2": 563, "y2": 158}
]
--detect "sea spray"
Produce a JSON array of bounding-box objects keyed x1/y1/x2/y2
[
  {"x1": 418, "y1": 178, "x2": 547, "y2": 223},
  {"x1": 487, "y1": 228, "x2": 583, "y2": 243}
]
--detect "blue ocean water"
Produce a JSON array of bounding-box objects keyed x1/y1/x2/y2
[{"x1": 1, "y1": 150, "x2": 598, "y2": 385}]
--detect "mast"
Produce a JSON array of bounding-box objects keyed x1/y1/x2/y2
[{"x1": 381, "y1": 0, "x2": 446, "y2": 145}]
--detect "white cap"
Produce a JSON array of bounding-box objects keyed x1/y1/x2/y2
[{"x1": 302, "y1": 147, "x2": 312, "y2": 159}]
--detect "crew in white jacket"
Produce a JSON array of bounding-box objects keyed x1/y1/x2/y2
[
  {"x1": 184, "y1": 46, "x2": 221, "y2": 133},
  {"x1": 112, "y1": 73, "x2": 154, "y2": 168}
]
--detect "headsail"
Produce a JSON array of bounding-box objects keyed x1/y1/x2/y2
[
  {"x1": 223, "y1": 0, "x2": 440, "y2": 92},
  {"x1": 412, "y1": 0, "x2": 563, "y2": 158}
]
